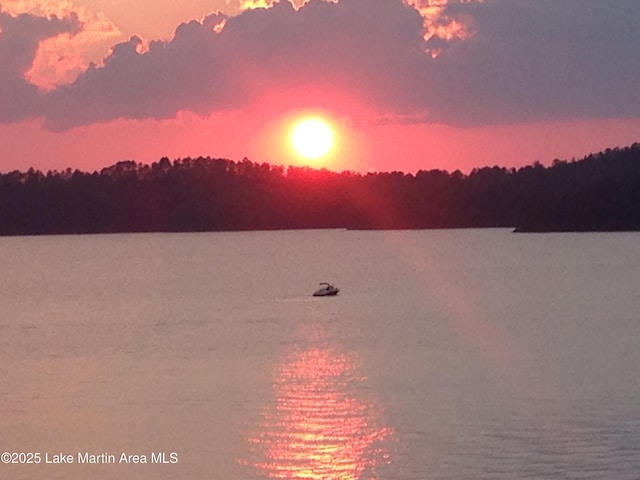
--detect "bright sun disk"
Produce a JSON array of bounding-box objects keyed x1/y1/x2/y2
[{"x1": 290, "y1": 117, "x2": 334, "y2": 160}]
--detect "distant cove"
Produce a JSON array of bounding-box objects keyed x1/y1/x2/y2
[{"x1": 1, "y1": 144, "x2": 639, "y2": 235}]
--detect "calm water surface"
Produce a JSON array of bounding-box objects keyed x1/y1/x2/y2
[{"x1": 1, "y1": 229, "x2": 640, "y2": 479}]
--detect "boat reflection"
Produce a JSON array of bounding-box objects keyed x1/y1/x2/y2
[{"x1": 248, "y1": 345, "x2": 391, "y2": 479}]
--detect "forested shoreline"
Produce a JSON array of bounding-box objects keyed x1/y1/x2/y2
[{"x1": 1, "y1": 144, "x2": 639, "y2": 235}]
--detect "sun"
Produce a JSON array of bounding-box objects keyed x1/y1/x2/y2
[{"x1": 290, "y1": 117, "x2": 335, "y2": 161}]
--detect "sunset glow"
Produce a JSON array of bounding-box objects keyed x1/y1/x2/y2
[
  {"x1": 246, "y1": 345, "x2": 390, "y2": 479},
  {"x1": 0, "y1": 0, "x2": 639, "y2": 174},
  {"x1": 290, "y1": 117, "x2": 335, "y2": 161}
]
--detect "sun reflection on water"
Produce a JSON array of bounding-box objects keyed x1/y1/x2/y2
[{"x1": 246, "y1": 344, "x2": 391, "y2": 479}]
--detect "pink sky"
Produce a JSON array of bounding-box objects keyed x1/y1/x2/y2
[{"x1": 1, "y1": 0, "x2": 639, "y2": 174}]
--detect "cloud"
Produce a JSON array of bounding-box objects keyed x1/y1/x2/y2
[
  {"x1": 26, "y1": 13, "x2": 122, "y2": 90},
  {"x1": 406, "y1": 0, "x2": 482, "y2": 45},
  {"x1": 42, "y1": 12, "x2": 237, "y2": 130},
  {"x1": 426, "y1": 0, "x2": 640, "y2": 125},
  {"x1": 3, "y1": 0, "x2": 640, "y2": 130},
  {"x1": 2, "y1": 1, "x2": 122, "y2": 89},
  {"x1": 0, "y1": 10, "x2": 80, "y2": 122},
  {"x1": 42, "y1": 0, "x2": 429, "y2": 130},
  {"x1": 227, "y1": 0, "x2": 331, "y2": 13},
  {"x1": 228, "y1": 0, "x2": 480, "y2": 46}
]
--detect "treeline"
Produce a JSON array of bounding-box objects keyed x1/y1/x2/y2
[{"x1": 1, "y1": 144, "x2": 639, "y2": 235}]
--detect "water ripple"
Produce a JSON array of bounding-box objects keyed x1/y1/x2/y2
[{"x1": 245, "y1": 346, "x2": 391, "y2": 479}]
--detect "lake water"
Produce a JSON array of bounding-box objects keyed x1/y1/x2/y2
[{"x1": 1, "y1": 229, "x2": 640, "y2": 479}]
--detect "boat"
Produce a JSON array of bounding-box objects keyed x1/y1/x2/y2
[{"x1": 312, "y1": 282, "x2": 340, "y2": 297}]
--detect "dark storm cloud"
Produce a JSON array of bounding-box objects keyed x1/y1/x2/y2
[
  {"x1": 4, "y1": 0, "x2": 640, "y2": 129},
  {"x1": 0, "y1": 11, "x2": 80, "y2": 122}
]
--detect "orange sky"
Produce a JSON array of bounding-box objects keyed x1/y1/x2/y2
[
  {"x1": 1, "y1": 0, "x2": 639, "y2": 173},
  {"x1": 3, "y1": 114, "x2": 640, "y2": 174}
]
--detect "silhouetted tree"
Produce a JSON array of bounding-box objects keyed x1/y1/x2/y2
[{"x1": 0, "y1": 144, "x2": 639, "y2": 235}]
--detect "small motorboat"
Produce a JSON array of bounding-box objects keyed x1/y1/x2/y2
[{"x1": 312, "y1": 282, "x2": 340, "y2": 297}]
